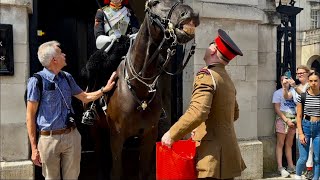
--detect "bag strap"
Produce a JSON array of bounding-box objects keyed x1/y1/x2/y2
[
  {"x1": 95, "y1": 0, "x2": 112, "y2": 30},
  {"x1": 24, "y1": 73, "x2": 43, "y2": 107},
  {"x1": 301, "y1": 92, "x2": 306, "y2": 116},
  {"x1": 57, "y1": 71, "x2": 72, "y2": 110},
  {"x1": 61, "y1": 71, "x2": 71, "y2": 88},
  {"x1": 33, "y1": 73, "x2": 43, "y2": 100}
]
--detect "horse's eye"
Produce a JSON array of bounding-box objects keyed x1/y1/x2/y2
[
  {"x1": 148, "y1": 0, "x2": 160, "y2": 7},
  {"x1": 180, "y1": 12, "x2": 187, "y2": 17}
]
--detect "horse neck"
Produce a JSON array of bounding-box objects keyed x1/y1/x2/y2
[{"x1": 129, "y1": 18, "x2": 162, "y2": 79}]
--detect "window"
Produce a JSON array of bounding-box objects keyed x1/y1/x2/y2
[{"x1": 311, "y1": 9, "x2": 320, "y2": 29}]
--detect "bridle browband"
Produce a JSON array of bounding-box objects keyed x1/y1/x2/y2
[{"x1": 124, "y1": 0, "x2": 196, "y2": 111}]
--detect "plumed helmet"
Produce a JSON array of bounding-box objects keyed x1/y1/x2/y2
[{"x1": 104, "y1": 0, "x2": 129, "y2": 5}]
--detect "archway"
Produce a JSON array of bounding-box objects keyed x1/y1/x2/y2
[
  {"x1": 307, "y1": 55, "x2": 320, "y2": 73},
  {"x1": 311, "y1": 59, "x2": 320, "y2": 73}
]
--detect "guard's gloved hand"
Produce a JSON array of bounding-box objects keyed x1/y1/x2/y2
[
  {"x1": 129, "y1": 33, "x2": 138, "y2": 40},
  {"x1": 96, "y1": 35, "x2": 114, "y2": 49},
  {"x1": 110, "y1": 34, "x2": 118, "y2": 40}
]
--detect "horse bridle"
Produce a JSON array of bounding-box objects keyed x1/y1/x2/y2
[
  {"x1": 144, "y1": 0, "x2": 196, "y2": 75},
  {"x1": 124, "y1": 0, "x2": 196, "y2": 111}
]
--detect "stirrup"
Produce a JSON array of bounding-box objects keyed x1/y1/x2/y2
[{"x1": 81, "y1": 103, "x2": 99, "y2": 125}]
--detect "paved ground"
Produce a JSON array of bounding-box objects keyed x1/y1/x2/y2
[{"x1": 263, "y1": 172, "x2": 296, "y2": 179}]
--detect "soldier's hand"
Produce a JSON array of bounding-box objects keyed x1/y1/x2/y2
[
  {"x1": 191, "y1": 129, "x2": 196, "y2": 138},
  {"x1": 161, "y1": 131, "x2": 174, "y2": 148}
]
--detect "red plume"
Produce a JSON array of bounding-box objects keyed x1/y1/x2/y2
[{"x1": 104, "y1": 0, "x2": 129, "y2": 5}]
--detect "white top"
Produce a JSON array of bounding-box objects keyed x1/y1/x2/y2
[{"x1": 272, "y1": 88, "x2": 296, "y2": 115}]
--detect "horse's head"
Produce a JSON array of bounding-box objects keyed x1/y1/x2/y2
[{"x1": 145, "y1": 0, "x2": 200, "y2": 44}]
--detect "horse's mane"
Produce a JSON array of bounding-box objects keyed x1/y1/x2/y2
[{"x1": 81, "y1": 35, "x2": 130, "y2": 91}]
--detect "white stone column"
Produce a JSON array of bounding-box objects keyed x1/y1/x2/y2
[{"x1": 0, "y1": 0, "x2": 34, "y2": 179}]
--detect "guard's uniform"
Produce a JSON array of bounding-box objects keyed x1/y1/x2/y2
[
  {"x1": 168, "y1": 29, "x2": 246, "y2": 179},
  {"x1": 94, "y1": 4, "x2": 139, "y2": 39},
  {"x1": 169, "y1": 64, "x2": 246, "y2": 179}
]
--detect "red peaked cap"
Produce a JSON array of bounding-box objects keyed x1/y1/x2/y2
[
  {"x1": 104, "y1": 0, "x2": 129, "y2": 5},
  {"x1": 215, "y1": 29, "x2": 243, "y2": 61}
]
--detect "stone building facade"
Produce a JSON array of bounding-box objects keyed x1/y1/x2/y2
[
  {"x1": 1, "y1": 0, "x2": 306, "y2": 179},
  {"x1": 0, "y1": 0, "x2": 34, "y2": 179},
  {"x1": 295, "y1": 0, "x2": 320, "y2": 71}
]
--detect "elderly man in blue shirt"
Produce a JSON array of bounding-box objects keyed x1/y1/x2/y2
[{"x1": 26, "y1": 40, "x2": 117, "y2": 179}]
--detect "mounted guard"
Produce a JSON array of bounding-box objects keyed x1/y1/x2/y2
[
  {"x1": 81, "y1": 0, "x2": 140, "y2": 125},
  {"x1": 94, "y1": 0, "x2": 139, "y2": 51}
]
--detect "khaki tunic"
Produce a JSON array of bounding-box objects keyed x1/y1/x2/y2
[{"x1": 169, "y1": 63, "x2": 246, "y2": 179}]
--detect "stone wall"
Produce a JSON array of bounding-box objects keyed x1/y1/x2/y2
[{"x1": 0, "y1": 0, "x2": 33, "y2": 179}]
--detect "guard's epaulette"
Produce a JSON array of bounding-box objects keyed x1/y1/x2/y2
[
  {"x1": 197, "y1": 68, "x2": 210, "y2": 76},
  {"x1": 101, "y1": 5, "x2": 109, "y2": 10}
]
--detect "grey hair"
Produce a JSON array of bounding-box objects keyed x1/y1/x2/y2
[{"x1": 37, "y1": 41, "x2": 60, "y2": 67}]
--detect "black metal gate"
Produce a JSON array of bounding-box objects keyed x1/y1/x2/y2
[{"x1": 276, "y1": 0, "x2": 303, "y2": 89}]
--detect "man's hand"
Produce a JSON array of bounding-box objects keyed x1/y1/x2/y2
[
  {"x1": 31, "y1": 149, "x2": 42, "y2": 167},
  {"x1": 161, "y1": 131, "x2": 174, "y2": 148},
  {"x1": 103, "y1": 72, "x2": 117, "y2": 92}
]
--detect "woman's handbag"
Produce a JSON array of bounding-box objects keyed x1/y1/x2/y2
[{"x1": 156, "y1": 139, "x2": 197, "y2": 180}]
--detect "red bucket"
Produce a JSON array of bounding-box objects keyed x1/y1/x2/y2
[{"x1": 156, "y1": 140, "x2": 197, "y2": 180}]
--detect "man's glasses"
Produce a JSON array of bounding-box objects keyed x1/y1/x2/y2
[{"x1": 296, "y1": 72, "x2": 307, "y2": 75}]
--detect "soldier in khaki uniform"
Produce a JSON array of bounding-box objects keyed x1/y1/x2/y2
[{"x1": 162, "y1": 29, "x2": 246, "y2": 180}]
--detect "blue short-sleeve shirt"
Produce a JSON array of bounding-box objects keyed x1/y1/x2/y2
[{"x1": 27, "y1": 68, "x2": 83, "y2": 131}]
